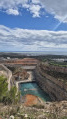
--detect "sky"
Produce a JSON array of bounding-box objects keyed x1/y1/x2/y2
[{"x1": 0, "y1": 0, "x2": 67, "y2": 54}]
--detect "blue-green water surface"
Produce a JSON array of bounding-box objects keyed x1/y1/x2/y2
[{"x1": 19, "y1": 82, "x2": 51, "y2": 101}]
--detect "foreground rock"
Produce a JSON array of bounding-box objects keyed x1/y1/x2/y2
[{"x1": 0, "y1": 101, "x2": 67, "y2": 119}]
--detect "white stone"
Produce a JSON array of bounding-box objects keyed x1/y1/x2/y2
[
  {"x1": 24, "y1": 114, "x2": 28, "y2": 118},
  {"x1": 9, "y1": 115, "x2": 14, "y2": 119}
]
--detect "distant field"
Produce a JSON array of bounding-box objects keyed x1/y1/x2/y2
[{"x1": 49, "y1": 61, "x2": 67, "y2": 67}]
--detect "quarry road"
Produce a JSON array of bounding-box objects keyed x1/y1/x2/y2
[
  {"x1": 27, "y1": 71, "x2": 34, "y2": 81},
  {"x1": 21, "y1": 66, "x2": 36, "y2": 70},
  {"x1": 0, "y1": 64, "x2": 12, "y2": 91},
  {"x1": 8, "y1": 70, "x2": 12, "y2": 90}
]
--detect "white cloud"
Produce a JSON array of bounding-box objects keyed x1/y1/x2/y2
[
  {"x1": 28, "y1": 4, "x2": 41, "y2": 18},
  {"x1": 6, "y1": 9, "x2": 19, "y2": 15},
  {"x1": 0, "y1": 0, "x2": 67, "y2": 22},
  {"x1": 0, "y1": 25, "x2": 67, "y2": 51},
  {"x1": 39, "y1": 0, "x2": 67, "y2": 22},
  {"x1": 23, "y1": 4, "x2": 41, "y2": 17}
]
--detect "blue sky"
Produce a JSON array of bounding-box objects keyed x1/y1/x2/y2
[
  {"x1": 0, "y1": 0, "x2": 67, "y2": 53},
  {"x1": 0, "y1": 8, "x2": 67, "y2": 31}
]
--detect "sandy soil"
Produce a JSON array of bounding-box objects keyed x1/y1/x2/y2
[{"x1": 24, "y1": 94, "x2": 40, "y2": 106}]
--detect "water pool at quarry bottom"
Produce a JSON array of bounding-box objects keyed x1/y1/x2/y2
[{"x1": 19, "y1": 82, "x2": 51, "y2": 101}]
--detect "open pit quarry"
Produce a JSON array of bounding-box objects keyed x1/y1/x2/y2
[
  {"x1": 0, "y1": 58, "x2": 67, "y2": 102},
  {"x1": 0, "y1": 58, "x2": 67, "y2": 119}
]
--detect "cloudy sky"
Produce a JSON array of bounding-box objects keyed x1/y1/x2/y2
[{"x1": 0, "y1": 0, "x2": 67, "y2": 53}]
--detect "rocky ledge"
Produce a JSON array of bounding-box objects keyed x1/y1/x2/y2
[{"x1": 0, "y1": 101, "x2": 67, "y2": 119}]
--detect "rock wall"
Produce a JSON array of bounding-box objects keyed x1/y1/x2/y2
[
  {"x1": 34, "y1": 66, "x2": 67, "y2": 101},
  {"x1": 41, "y1": 62, "x2": 67, "y2": 74},
  {"x1": 0, "y1": 64, "x2": 12, "y2": 90}
]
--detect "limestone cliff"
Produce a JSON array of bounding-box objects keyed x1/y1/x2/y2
[{"x1": 34, "y1": 63, "x2": 67, "y2": 101}]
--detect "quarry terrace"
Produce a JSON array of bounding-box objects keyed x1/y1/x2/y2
[{"x1": 0, "y1": 58, "x2": 39, "y2": 65}]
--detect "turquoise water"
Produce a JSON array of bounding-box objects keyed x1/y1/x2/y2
[{"x1": 19, "y1": 82, "x2": 51, "y2": 101}]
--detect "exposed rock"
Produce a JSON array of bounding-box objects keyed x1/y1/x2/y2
[
  {"x1": 0, "y1": 101, "x2": 67, "y2": 119},
  {"x1": 34, "y1": 63, "x2": 67, "y2": 101},
  {"x1": 24, "y1": 114, "x2": 28, "y2": 118}
]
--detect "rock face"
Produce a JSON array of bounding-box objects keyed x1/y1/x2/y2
[
  {"x1": 42, "y1": 62, "x2": 67, "y2": 74},
  {"x1": 0, "y1": 64, "x2": 12, "y2": 91},
  {"x1": 34, "y1": 64, "x2": 67, "y2": 101}
]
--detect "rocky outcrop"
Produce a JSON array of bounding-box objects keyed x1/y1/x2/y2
[
  {"x1": 0, "y1": 101, "x2": 67, "y2": 119},
  {"x1": 34, "y1": 64, "x2": 67, "y2": 101},
  {"x1": 0, "y1": 64, "x2": 12, "y2": 90}
]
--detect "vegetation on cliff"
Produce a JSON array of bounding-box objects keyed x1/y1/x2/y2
[
  {"x1": 49, "y1": 61, "x2": 67, "y2": 67},
  {"x1": 0, "y1": 76, "x2": 20, "y2": 105},
  {"x1": 0, "y1": 76, "x2": 8, "y2": 102}
]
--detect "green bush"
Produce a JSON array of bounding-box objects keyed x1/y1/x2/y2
[
  {"x1": 0, "y1": 76, "x2": 8, "y2": 101},
  {"x1": 3, "y1": 86, "x2": 20, "y2": 105},
  {"x1": 0, "y1": 75, "x2": 20, "y2": 104},
  {"x1": 61, "y1": 117, "x2": 67, "y2": 119}
]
